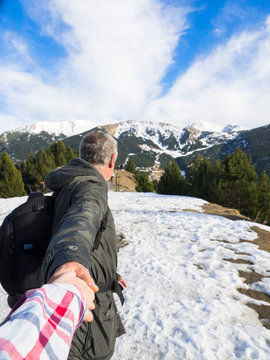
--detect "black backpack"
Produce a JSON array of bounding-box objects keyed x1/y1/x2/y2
[
  {"x1": 0, "y1": 187, "x2": 111, "y2": 308},
  {"x1": 0, "y1": 176, "x2": 126, "y2": 311},
  {"x1": 0, "y1": 192, "x2": 55, "y2": 306}
]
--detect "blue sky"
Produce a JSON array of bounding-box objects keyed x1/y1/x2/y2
[{"x1": 0, "y1": 0, "x2": 270, "y2": 133}]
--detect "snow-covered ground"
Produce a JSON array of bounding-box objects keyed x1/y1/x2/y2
[{"x1": 1, "y1": 192, "x2": 270, "y2": 359}]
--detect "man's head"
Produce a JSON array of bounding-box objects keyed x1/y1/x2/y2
[{"x1": 79, "y1": 131, "x2": 118, "y2": 181}]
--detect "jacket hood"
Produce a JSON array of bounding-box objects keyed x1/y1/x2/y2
[{"x1": 45, "y1": 158, "x2": 108, "y2": 191}]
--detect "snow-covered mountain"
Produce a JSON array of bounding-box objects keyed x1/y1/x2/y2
[
  {"x1": 1, "y1": 119, "x2": 269, "y2": 176},
  {"x1": 190, "y1": 120, "x2": 246, "y2": 133},
  {"x1": 100, "y1": 120, "x2": 245, "y2": 158},
  {"x1": 1, "y1": 192, "x2": 270, "y2": 359},
  {"x1": 96, "y1": 120, "x2": 259, "y2": 173},
  {"x1": 0, "y1": 119, "x2": 99, "y2": 160},
  {"x1": 97, "y1": 120, "x2": 269, "y2": 176},
  {"x1": 14, "y1": 119, "x2": 98, "y2": 137},
  {"x1": 0, "y1": 119, "x2": 244, "y2": 159}
]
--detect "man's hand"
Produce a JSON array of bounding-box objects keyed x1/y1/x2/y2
[
  {"x1": 52, "y1": 271, "x2": 96, "y2": 322},
  {"x1": 49, "y1": 262, "x2": 99, "y2": 322},
  {"x1": 118, "y1": 276, "x2": 127, "y2": 290},
  {"x1": 49, "y1": 262, "x2": 99, "y2": 292}
]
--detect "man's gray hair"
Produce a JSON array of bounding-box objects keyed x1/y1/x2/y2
[{"x1": 79, "y1": 131, "x2": 118, "y2": 166}]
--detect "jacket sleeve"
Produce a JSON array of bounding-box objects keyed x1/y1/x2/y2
[{"x1": 42, "y1": 180, "x2": 107, "y2": 282}]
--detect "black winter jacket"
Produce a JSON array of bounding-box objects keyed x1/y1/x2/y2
[{"x1": 42, "y1": 158, "x2": 125, "y2": 360}]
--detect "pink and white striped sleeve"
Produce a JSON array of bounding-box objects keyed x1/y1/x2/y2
[{"x1": 0, "y1": 283, "x2": 87, "y2": 360}]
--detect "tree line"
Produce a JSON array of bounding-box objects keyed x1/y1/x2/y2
[
  {"x1": 125, "y1": 148, "x2": 270, "y2": 225},
  {"x1": 0, "y1": 141, "x2": 76, "y2": 198},
  {"x1": 1, "y1": 143, "x2": 270, "y2": 225}
]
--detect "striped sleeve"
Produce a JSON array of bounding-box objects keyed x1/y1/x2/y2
[{"x1": 0, "y1": 283, "x2": 86, "y2": 360}]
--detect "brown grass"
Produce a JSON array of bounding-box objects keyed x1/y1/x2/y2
[
  {"x1": 109, "y1": 170, "x2": 136, "y2": 192},
  {"x1": 238, "y1": 270, "x2": 266, "y2": 285},
  {"x1": 248, "y1": 226, "x2": 270, "y2": 253},
  {"x1": 202, "y1": 203, "x2": 250, "y2": 221},
  {"x1": 238, "y1": 288, "x2": 270, "y2": 304},
  {"x1": 245, "y1": 304, "x2": 270, "y2": 329},
  {"x1": 224, "y1": 258, "x2": 254, "y2": 265},
  {"x1": 201, "y1": 203, "x2": 270, "y2": 329}
]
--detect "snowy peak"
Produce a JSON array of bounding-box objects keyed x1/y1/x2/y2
[
  {"x1": 189, "y1": 121, "x2": 224, "y2": 133},
  {"x1": 2, "y1": 119, "x2": 243, "y2": 142},
  {"x1": 0, "y1": 119, "x2": 99, "y2": 161},
  {"x1": 114, "y1": 120, "x2": 182, "y2": 141},
  {"x1": 189, "y1": 121, "x2": 247, "y2": 134},
  {"x1": 102, "y1": 120, "x2": 185, "y2": 156},
  {"x1": 222, "y1": 124, "x2": 246, "y2": 133},
  {"x1": 13, "y1": 120, "x2": 98, "y2": 137},
  {"x1": 101, "y1": 120, "x2": 244, "y2": 158},
  {"x1": 1, "y1": 119, "x2": 267, "y2": 177}
]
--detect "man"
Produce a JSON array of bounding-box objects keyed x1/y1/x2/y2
[{"x1": 42, "y1": 131, "x2": 126, "y2": 360}]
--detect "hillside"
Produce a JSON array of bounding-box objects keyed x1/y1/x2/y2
[
  {"x1": 177, "y1": 124, "x2": 270, "y2": 176},
  {"x1": 111, "y1": 171, "x2": 256, "y2": 221},
  {"x1": 0, "y1": 192, "x2": 269, "y2": 359},
  {"x1": 0, "y1": 120, "x2": 97, "y2": 160},
  {"x1": 109, "y1": 170, "x2": 136, "y2": 192}
]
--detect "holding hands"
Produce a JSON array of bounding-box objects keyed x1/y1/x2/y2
[{"x1": 50, "y1": 261, "x2": 99, "y2": 322}]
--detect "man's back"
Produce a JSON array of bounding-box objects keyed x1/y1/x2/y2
[{"x1": 42, "y1": 132, "x2": 125, "y2": 360}]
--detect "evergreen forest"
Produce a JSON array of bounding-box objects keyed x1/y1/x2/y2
[
  {"x1": 0, "y1": 141, "x2": 76, "y2": 197},
  {"x1": 126, "y1": 149, "x2": 270, "y2": 225}
]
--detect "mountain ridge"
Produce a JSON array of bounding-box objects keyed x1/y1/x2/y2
[
  {"x1": 1, "y1": 119, "x2": 269, "y2": 176},
  {"x1": 8, "y1": 119, "x2": 98, "y2": 137}
]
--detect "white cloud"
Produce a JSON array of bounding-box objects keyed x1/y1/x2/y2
[
  {"x1": 3, "y1": 32, "x2": 30, "y2": 59},
  {"x1": 0, "y1": 0, "x2": 188, "y2": 133},
  {"x1": 0, "y1": 114, "x2": 23, "y2": 132},
  {"x1": 144, "y1": 16, "x2": 270, "y2": 129},
  {"x1": 0, "y1": 1, "x2": 270, "y2": 134}
]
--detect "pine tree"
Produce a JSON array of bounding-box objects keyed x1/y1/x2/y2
[
  {"x1": 219, "y1": 148, "x2": 258, "y2": 218},
  {"x1": 20, "y1": 142, "x2": 72, "y2": 194},
  {"x1": 256, "y1": 170, "x2": 270, "y2": 224},
  {"x1": 125, "y1": 158, "x2": 137, "y2": 173},
  {"x1": 20, "y1": 150, "x2": 40, "y2": 193},
  {"x1": 0, "y1": 152, "x2": 26, "y2": 198},
  {"x1": 66, "y1": 145, "x2": 75, "y2": 163},
  {"x1": 187, "y1": 155, "x2": 220, "y2": 202},
  {"x1": 158, "y1": 161, "x2": 188, "y2": 195},
  {"x1": 135, "y1": 172, "x2": 154, "y2": 192},
  {"x1": 36, "y1": 149, "x2": 56, "y2": 184},
  {"x1": 49, "y1": 141, "x2": 67, "y2": 167}
]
